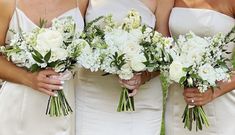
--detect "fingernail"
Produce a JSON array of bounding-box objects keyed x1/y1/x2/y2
[
  {"x1": 60, "y1": 81, "x2": 65, "y2": 84},
  {"x1": 59, "y1": 86, "x2": 63, "y2": 89},
  {"x1": 54, "y1": 93, "x2": 58, "y2": 97}
]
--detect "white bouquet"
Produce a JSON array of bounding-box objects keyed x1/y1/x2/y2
[
  {"x1": 80, "y1": 10, "x2": 173, "y2": 112},
  {"x1": 0, "y1": 16, "x2": 88, "y2": 117},
  {"x1": 168, "y1": 31, "x2": 233, "y2": 131}
]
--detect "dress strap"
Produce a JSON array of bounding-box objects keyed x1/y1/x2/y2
[
  {"x1": 15, "y1": 0, "x2": 22, "y2": 34},
  {"x1": 15, "y1": 0, "x2": 18, "y2": 10}
]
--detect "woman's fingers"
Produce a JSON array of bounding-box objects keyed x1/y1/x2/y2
[
  {"x1": 183, "y1": 91, "x2": 202, "y2": 98},
  {"x1": 118, "y1": 74, "x2": 142, "y2": 96},
  {"x1": 38, "y1": 83, "x2": 63, "y2": 90},
  {"x1": 122, "y1": 83, "x2": 137, "y2": 90},
  {"x1": 40, "y1": 69, "x2": 59, "y2": 77},
  {"x1": 38, "y1": 88, "x2": 58, "y2": 96},
  {"x1": 184, "y1": 96, "x2": 201, "y2": 104},
  {"x1": 128, "y1": 89, "x2": 138, "y2": 97},
  {"x1": 41, "y1": 77, "x2": 63, "y2": 85},
  {"x1": 184, "y1": 95, "x2": 211, "y2": 106},
  {"x1": 183, "y1": 88, "x2": 203, "y2": 98},
  {"x1": 29, "y1": 69, "x2": 63, "y2": 95}
]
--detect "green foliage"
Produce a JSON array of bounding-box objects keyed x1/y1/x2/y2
[
  {"x1": 29, "y1": 64, "x2": 40, "y2": 72},
  {"x1": 39, "y1": 18, "x2": 47, "y2": 28},
  {"x1": 110, "y1": 52, "x2": 126, "y2": 70}
]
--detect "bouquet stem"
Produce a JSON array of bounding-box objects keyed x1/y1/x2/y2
[
  {"x1": 182, "y1": 105, "x2": 209, "y2": 131},
  {"x1": 117, "y1": 88, "x2": 135, "y2": 112},
  {"x1": 46, "y1": 90, "x2": 73, "y2": 117}
]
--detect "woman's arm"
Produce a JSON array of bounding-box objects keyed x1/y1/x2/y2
[
  {"x1": 184, "y1": 76, "x2": 235, "y2": 106},
  {"x1": 155, "y1": 0, "x2": 175, "y2": 37},
  {"x1": 0, "y1": 0, "x2": 62, "y2": 96}
]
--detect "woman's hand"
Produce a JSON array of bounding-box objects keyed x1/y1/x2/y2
[
  {"x1": 183, "y1": 88, "x2": 216, "y2": 106},
  {"x1": 26, "y1": 69, "x2": 63, "y2": 96},
  {"x1": 119, "y1": 72, "x2": 151, "y2": 97}
]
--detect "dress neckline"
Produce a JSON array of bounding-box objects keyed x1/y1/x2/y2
[
  {"x1": 173, "y1": 7, "x2": 235, "y2": 21},
  {"x1": 135, "y1": 0, "x2": 155, "y2": 17},
  {"x1": 15, "y1": 7, "x2": 80, "y2": 28}
]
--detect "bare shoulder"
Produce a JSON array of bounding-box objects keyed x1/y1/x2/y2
[
  {"x1": 0, "y1": 0, "x2": 15, "y2": 20},
  {"x1": 0, "y1": 0, "x2": 15, "y2": 45}
]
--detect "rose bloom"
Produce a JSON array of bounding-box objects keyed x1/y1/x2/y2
[
  {"x1": 36, "y1": 29, "x2": 64, "y2": 54},
  {"x1": 169, "y1": 61, "x2": 187, "y2": 82}
]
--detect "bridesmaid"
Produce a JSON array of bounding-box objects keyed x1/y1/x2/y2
[
  {"x1": 0, "y1": 0, "x2": 84, "y2": 134},
  {"x1": 76, "y1": 0, "x2": 173, "y2": 135},
  {"x1": 165, "y1": 0, "x2": 235, "y2": 134}
]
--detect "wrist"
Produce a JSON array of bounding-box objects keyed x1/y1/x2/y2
[
  {"x1": 212, "y1": 87, "x2": 222, "y2": 100},
  {"x1": 22, "y1": 72, "x2": 34, "y2": 88},
  {"x1": 141, "y1": 71, "x2": 151, "y2": 84}
]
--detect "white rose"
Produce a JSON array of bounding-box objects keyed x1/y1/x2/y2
[
  {"x1": 130, "y1": 55, "x2": 146, "y2": 72},
  {"x1": 118, "y1": 63, "x2": 134, "y2": 80},
  {"x1": 36, "y1": 29, "x2": 63, "y2": 51},
  {"x1": 131, "y1": 61, "x2": 146, "y2": 72},
  {"x1": 169, "y1": 61, "x2": 187, "y2": 82},
  {"x1": 121, "y1": 40, "x2": 142, "y2": 59},
  {"x1": 198, "y1": 63, "x2": 216, "y2": 85},
  {"x1": 50, "y1": 48, "x2": 68, "y2": 62}
]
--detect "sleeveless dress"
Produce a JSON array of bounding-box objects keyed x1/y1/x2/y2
[
  {"x1": 75, "y1": 0, "x2": 163, "y2": 135},
  {"x1": 0, "y1": 4, "x2": 84, "y2": 135},
  {"x1": 165, "y1": 7, "x2": 235, "y2": 135}
]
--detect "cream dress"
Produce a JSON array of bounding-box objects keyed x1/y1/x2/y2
[
  {"x1": 0, "y1": 3, "x2": 84, "y2": 135},
  {"x1": 75, "y1": 0, "x2": 163, "y2": 135},
  {"x1": 165, "y1": 7, "x2": 235, "y2": 135}
]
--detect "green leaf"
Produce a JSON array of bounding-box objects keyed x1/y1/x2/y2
[
  {"x1": 190, "y1": 74, "x2": 198, "y2": 79},
  {"x1": 33, "y1": 49, "x2": 43, "y2": 59},
  {"x1": 141, "y1": 25, "x2": 147, "y2": 33},
  {"x1": 29, "y1": 64, "x2": 40, "y2": 72},
  {"x1": 179, "y1": 76, "x2": 187, "y2": 85},
  {"x1": 39, "y1": 18, "x2": 47, "y2": 28},
  {"x1": 32, "y1": 54, "x2": 44, "y2": 63},
  {"x1": 44, "y1": 50, "x2": 51, "y2": 62},
  {"x1": 48, "y1": 61, "x2": 58, "y2": 67}
]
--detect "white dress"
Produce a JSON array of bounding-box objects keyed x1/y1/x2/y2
[
  {"x1": 75, "y1": 0, "x2": 163, "y2": 135},
  {"x1": 165, "y1": 7, "x2": 235, "y2": 135},
  {"x1": 0, "y1": 5, "x2": 84, "y2": 135}
]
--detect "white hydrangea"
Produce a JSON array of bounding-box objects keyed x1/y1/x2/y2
[{"x1": 77, "y1": 45, "x2": 101, "y2": 72}]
